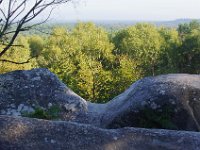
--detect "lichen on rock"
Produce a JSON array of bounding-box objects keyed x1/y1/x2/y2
[{"x1": 0, "y1": 68, "x2": 88, "y2": 120}]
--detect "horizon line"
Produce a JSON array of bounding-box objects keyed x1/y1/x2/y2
[{"x1": 46, "y1": 18, "x2": 200, "y2": 23}]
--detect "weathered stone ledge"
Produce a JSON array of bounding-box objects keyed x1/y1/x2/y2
[{"x1": 0, "y1": 115, "x2": 200, "y2": 150}]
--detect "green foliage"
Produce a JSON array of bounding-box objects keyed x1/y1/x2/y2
[
  {"x1": 22, "y1": 107, "x2": 49, "y2": 119},
  {"x1": 72, "y1": 22, "x2": 115, "y2": 67},
  {"x1": 36, "y1": 23, "x2": 116, "y2": 102},
  {"x1": 111, "y1": 55, "x2": 142, "y2": 96},
  {"x1": 1, "y1": 21, "x2": 200, "y2": 103},
  {"x1": 113, "y1": 23, "x2": 164, "y2": 76},
  {"x1": 177, "y1": 21, "x2": 200, "y2": 73},
  {"x1": 22, "y1": 105, "x2": 62, "y2": 120},
  {"x1": 158, "y1": 27, "x2": 181, "y2": 73},
  {"x1": 0, "y1": 35, "x2": 33, "y2": 73},
  {"x1": 29, "y1": 35, "x2": 45, "y2": 58}
]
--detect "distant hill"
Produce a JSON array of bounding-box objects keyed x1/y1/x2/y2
[
  {"x1": 51, "y1": 18, "x2": 200, "y2": 27},
  {"x1": 152, "y1": 19, "x2": 200, "y2": 27},
  {"x1": 88, "y1": 19, "x2": 200, "y2": 28},
  {"x1": 24, "y1": 19, "x2": 200, "y2": 35}
]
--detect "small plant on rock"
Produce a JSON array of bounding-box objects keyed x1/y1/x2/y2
[{"x1": 22, "y1": 104, "x2": 62, "y2": 120}]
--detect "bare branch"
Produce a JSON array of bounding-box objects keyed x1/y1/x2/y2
[
  {"x1": 1, "y1": 43, "x2": 24, "y2": 48},
  {"x1": 0, "y1": 57, "x2": 32, "y2": 64},
  {"x1": 0, "y1": 0, "x2": 72, "y2": 59},
  {"x1": 10, "y1": 1, "x2": 27, "y2": 23},
  {"x1": 0, "y1": 8, "x2": 7, "y2": 19},
  {"x1": 0, "y1": 24, "x2": 22, "y2": 57}
]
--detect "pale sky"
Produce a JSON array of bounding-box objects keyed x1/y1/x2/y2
[{"x1": 47, "y1": 0, "x2": 200, "y2": 21}]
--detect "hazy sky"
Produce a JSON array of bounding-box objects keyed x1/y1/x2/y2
[{"x1": 40, "y1": 0, "x2": 200, "y2": 21}]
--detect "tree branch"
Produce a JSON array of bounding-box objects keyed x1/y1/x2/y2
[
  {"x1": 0, "y1": 0, "x2": 72, "y2": 59},
  {"x1": 0, "y1": 57, "x2": 32, "y2": 64}
]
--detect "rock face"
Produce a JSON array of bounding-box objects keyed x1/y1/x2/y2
[
  {"x1": 1, "y1": 69, "x2": 200, "y2": 131},
  {"x1": 0, "y1": 68, "x2": 87, "y2": 117},
  {"x1": 0, "y1": 115, "x2": 200, "y2": 150},
  {"x1": 102, "y1": 74, "x2": 200, "y2": 131},
  {"x1": 1, "y1": 69, "x2": 200, "y2": 149}
]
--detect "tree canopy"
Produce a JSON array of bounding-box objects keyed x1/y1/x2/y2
[{"x1": 1, "y1": 21, "x2": 200, "y2": 103}]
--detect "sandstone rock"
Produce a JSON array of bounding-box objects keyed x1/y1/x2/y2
[
  {"x1": 1, "y1": 69, "x2": 200, "y2": 149},
  {"x1": 0, "y1": 115, "x2": 200, "y2": 150},
  {"x1": 1, "y1": 69, "x2": 200, "y2": 132},
  {"x1": 0, "y1": 68, "x2": 87, "y2": 117},
  {"x1": 102, "y1": 74, "x2": 200, "y2": 131}
]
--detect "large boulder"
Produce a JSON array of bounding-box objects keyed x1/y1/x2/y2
[
  {"x1": 1, "y1": 69, "x2": 200, "y2": 132},
  {"x1": 1, "y1": 69, "x2": 200, "y2": 149},
  {"x1": 0, "y1": 115, "x2": 200, "y2": 150},
  {"x1": 102, "y1": 74, "x2": 200, "y2": 131},
  {"x1": 0, "y1": 68, "x2": 87, "y2": 118}
]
